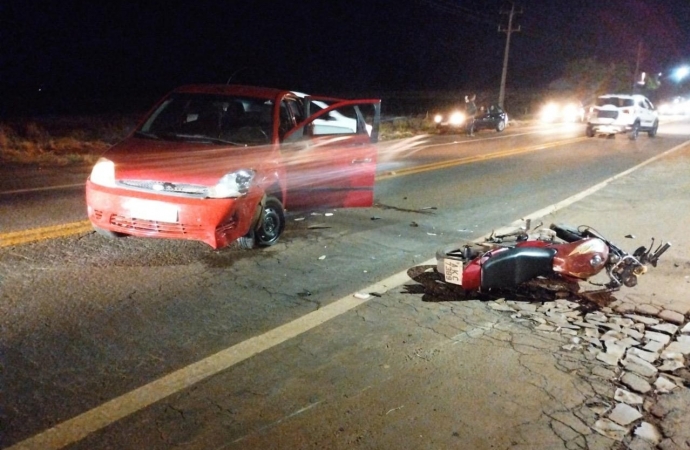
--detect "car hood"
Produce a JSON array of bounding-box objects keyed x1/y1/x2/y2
[{"x1": 103, "y1": 137, "x2": 275, "y2": 185}]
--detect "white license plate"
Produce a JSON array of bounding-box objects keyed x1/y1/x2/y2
[
  {"x1": 125, "y1": 199, "x2": 178, "y2": 222},
  {"x1": 443, "y1": 259, "x2": 463, "y2": 285}
]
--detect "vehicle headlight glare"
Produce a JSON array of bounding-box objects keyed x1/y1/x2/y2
[
  {"x1": 540, "y1": 103, "x2": 558, "y2": 122},
  {"x1": 207, "y1": 169, "x2": 255, "y2": 198},
  {"x1": 449, "y1": 111, "x2": 465, "y2": 125},
  {"x1": 434, "y1": 114, "x2": 442, "y2": 124},
  {"x1": 90, "y1": 157, "x2": 116, "y2": 187}
]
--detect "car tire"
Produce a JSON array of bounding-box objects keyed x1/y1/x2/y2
[
  {"x1": 628, "y1": 121, "x2": 640, "y2": 140},
  {"x1": 255, "y1": 196, "x2": 285, "y2": 247},
  {"x1": 93, "y1": 225, "x2": 125, "y2": 239},
  {"x1": 648, "y1": 120, "x2": 658, "y2": 137},
  {"x1": 585, "y1": 125, "x2": 595, "y2": 137},
  {"x1": 236, "y1": 196, "x2": 285, "y2": 249},
  {"x1": 496, "y1": 120, "x2": 506, "y2": 132}
]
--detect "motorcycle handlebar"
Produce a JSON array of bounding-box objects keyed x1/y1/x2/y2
[{"x1": 646, "y1": 242, "x2": 671, "y2": 267}]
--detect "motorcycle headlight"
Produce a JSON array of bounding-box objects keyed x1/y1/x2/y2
[
  {"x1": 89, "y1": 157, "x2": 116, "y2": 187},
  {"x1": 207, "y1": 169, "x2": 255, "y2": 198},
  {"x1": 589, "y1": 254, "x2": 604, "y2": 267}
]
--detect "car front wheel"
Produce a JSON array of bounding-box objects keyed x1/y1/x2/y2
[
  {"x1": 236, "y1": 196, "x2": 286, "y2": 249},
  {"x1": 629, "y1": 122, "x2": 640, "y2": 140},
  {"x1": 496, "y1": 120, "x2": 506, "y2": 132},
  {"x1": 585, "y1": 125, "x2": 595, "y2": 137},
  {"x1": 255, "y1": 196, "x2": 285, "y2": 247}
]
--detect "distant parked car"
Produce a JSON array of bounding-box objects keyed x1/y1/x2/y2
[
  {"x1": 434, "y1": 104, "x2": 508, "y2": 134},
  {"x1": 585, "y1": 94, "x2": 658, "y2": 140},
  {"x1": 86, "y1": 84, "x2": 381, "y2": 249}
]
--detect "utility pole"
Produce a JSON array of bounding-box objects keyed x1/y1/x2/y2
[
  {"x1": 632, "y1": 41, "x2": 643, "y2": 93},
  {"x1": 498, "y1": 2, "x2": 521, "y2": 109}
]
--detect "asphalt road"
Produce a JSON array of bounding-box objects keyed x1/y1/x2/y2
[{"x1": 1, "y1": 119, "x2": 689, "y2": 449}]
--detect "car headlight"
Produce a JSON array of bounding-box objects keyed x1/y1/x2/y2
[
  {"x1": 540, "y1": 103, "x2": 559, "y2": 122},
  {"x1": 449, "y1": 111, "x2": 465, "y2": 125},
  {"x1": 434, "y1": 114, "x2": 443, "y2": 124},
  {"x1": 207, "y1": 169, "x2": 255, "y2": 198},
  {"x1": 89, "y1": 157, "x2": 116, "y2": 187}
]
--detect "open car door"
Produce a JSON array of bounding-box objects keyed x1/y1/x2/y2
[{"x1": 281, "y1": 98, "x2": 381, "y2": 210}]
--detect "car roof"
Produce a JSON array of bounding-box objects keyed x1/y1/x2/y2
[{"x1": 172, "y1": 84, "x2": 291, "y2": 99}]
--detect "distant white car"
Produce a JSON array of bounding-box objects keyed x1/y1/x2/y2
[{"x1": 586, "y1": 94, "x2": 659, "y2": 140}]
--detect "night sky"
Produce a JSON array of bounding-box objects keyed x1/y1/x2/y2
[{"x1": 2, "y1": 0, "x2": 689, "y2": 115}]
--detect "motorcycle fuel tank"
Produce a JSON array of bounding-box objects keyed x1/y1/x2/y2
[{"x1": 552, "y1": 237, "x2": 609, "y2": 279}]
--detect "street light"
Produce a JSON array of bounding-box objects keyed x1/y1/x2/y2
[{"x1": 671, "y1": 66, "x2": 689, "y2": 83}]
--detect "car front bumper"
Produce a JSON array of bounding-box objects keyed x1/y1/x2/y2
[{"x1": 86, "y1": 180, "x2": 260, "y2": 249}]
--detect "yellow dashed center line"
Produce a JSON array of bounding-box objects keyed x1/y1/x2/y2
[
  {"x1": 375, "y1": 137, "x2": 587, "y2": 180},
  {"x1": 0, "y1": 220, "x2": 93, "y2": 248}
]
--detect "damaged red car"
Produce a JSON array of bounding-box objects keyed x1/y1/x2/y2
[{"x1": 86, "y1": 84, "x2": 381, "y2": 249}]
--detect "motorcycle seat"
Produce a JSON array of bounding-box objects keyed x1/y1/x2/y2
[{"x1": 481, "y1": 247, "x2": 556, "y2": 289}]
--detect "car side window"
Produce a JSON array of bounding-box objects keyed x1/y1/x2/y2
[{"x1": 311, "y1": 105, "x2": 359, "y2": 136}]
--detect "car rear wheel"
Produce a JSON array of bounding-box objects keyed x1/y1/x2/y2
[
  {"x1": 496, "y1": 120, "x2": 506, "y2": 132},
  {"x1": 628, "y1": 122, "x2": 640, "y2": 140},
  {"x1": 585, "y1": 125, "x2": 595, "y2": 137},
  {"x1": 648, "y1": 120, "x2": 658, "y2": 137}
]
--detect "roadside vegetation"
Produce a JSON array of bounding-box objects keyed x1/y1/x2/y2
[{"x1": 0, "y1": 115, "x2": 138, "y2": 167}]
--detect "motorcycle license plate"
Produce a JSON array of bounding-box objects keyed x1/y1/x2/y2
[{"x1": 443, "y1": 259, "x2": 463, "y2": 285}]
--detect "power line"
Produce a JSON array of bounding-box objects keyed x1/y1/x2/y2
[{"x1": 416, "y1": 0, "x2": 499, "y2": 28}]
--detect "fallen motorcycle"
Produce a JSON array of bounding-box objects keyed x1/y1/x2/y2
[{"x1": 432, "y1": 221, "x2": 670, "y2": 307}]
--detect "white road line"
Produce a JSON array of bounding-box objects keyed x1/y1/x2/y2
[
  {"x1": 7, "y1": 270, "x2": 416, "y2": 450},
  {"x1": 8, "y1": 139, "x2": 690, "y2": 450}
]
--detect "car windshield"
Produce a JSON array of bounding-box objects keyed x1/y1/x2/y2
[
  {"x1": 596, "y1": 97, "x2": 634, "y2": 108},
  {"x1": 137, "y1": 93, "x2": 273, "y2": 145}
]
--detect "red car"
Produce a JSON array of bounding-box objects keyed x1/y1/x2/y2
[{"x1": 86, "y1": 84, "x2": 381, "y2": 249}]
